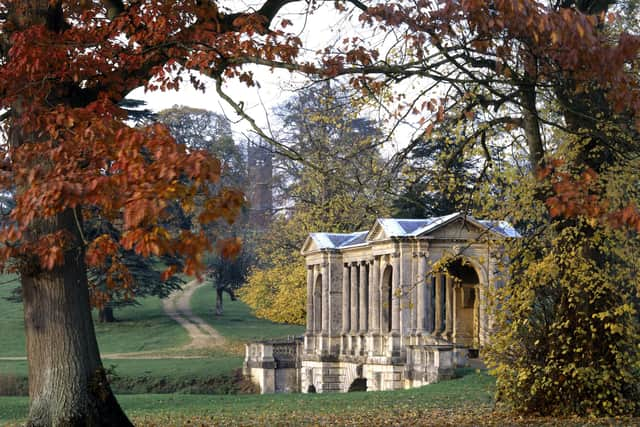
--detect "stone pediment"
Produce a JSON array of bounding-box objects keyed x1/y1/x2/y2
[
  {"x1": 416, "y1": 215, "x2": 519, "y2": 240},
  {"x1": 365, "y1": 220, "x2": 388, "y2": 242},
  {"x1": 301, "y1": 235, "x2": 319, "y2": 255},
  {"x1": 419, "y1": 216, "x2": 484, "y2": 240}
]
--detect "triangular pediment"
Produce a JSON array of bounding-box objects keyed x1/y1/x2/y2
[
  {"x1": 365, "y1": 220, "x2": 389, "y2": 242},
  {"x1": 301, "y1": 235, "x2": 319, "y2": 255},
  {"x1": 418, "y1": 215, "x2": 502, "y2": 240}
]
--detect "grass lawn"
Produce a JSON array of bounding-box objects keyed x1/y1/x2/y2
[
  {"x1": 0, "y1": 280, "x2": 189, "y2": 357},
  {"x1": 93, "y1": 298, "x2": 189, "y2": 354},
  {"x1": 190, "y1": 283, "x2": 305, "y2": 345},
  {"x1": 4, "y1": 370, "x2": 633, "y2": 426},
  {"x1": 0, "y1": 277, "x2": 302, "y2": 398},
  {"x1": 1, "y1": 369, "x2": 495, "y2": 425},
  {"x1": 0, "y1": 276, "x2": 25, "y2": 358},
  {"x1": 0, "y1": 356, "x2": 242, "y2": 381}
]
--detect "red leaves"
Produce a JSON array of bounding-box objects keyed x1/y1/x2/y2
[
  {"x1": 86, "y1": 234, "x2": 119, "y2": 267},
  {"x1": 160, "y1": 265, "x2": 179, "y2": 281},
  {"x1": 217, "y1": 237, "x2": 242, "y2": 260},
  {"x1": 199, "y1": 189, "x2": 245, "y2": 225},
  {"x1": 0, "y1": 94, "x2": 240, "y2": 279},
  {"x1": 545, "y1": 166, "x2": 605, "y2": 219},
  {"x1": 31, "y1": 232, "x2": 68, "y2": 271},
  {"x1": 542, "y1": 162, "x2": 640, "y2": 233}
]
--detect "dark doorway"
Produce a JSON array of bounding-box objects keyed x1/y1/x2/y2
[{"x1": 348, "y1": 378, "x2": 367, "y2": 392}]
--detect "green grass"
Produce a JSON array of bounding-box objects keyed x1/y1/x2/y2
[
  {"x1": 190, "y1": 284, "x2": 305, "y2": 344},
  {"x1": 0, "y1": 281, "x2": 189, "y2": 357},
  {"x1": 0, "y1": 356, "x2": 242, "y2": 380},
  {"x1": 0, "y1": 277, "x2": 302, "y2": 358},
  {"x1": 1, "y1": 370, "x2": 495, "y2": 426},
  {"x1": 93, "y1": 299, "x2": 189, "y2": 354},
  {"x1": 0, "y1": 277, "x2": 26, "y2": 358}
]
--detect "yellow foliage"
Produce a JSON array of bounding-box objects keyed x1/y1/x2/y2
[{"x1": 239, "y1": 261, "x2": 307, "y2": 325}]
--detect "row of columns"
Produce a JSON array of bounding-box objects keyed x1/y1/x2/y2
[
  {"x1": 338, "y1": 256, "x2": 456, "y2": 337},
  {"x1": 306, "y1": 257, "x2": 459, "y2": 340}
]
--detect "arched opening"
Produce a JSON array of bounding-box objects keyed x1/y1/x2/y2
[
  {"x1": 446, "y1": 258, "x2": 480, "y2": 348},
  {"x1": 348, "y1": 378, "x2": 367, "y2": 392},
  {"x1": 307, "y1": 384, "x2": 317, "y2": 393},
  {"x1": 314, "y1": 274, "x2": 323, "y2": 333},
  {"x1": 380, "y1": 265, "x2": 393, "y2": 333}
]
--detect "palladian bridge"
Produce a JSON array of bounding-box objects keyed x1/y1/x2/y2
[{"x1": 244, "y1": 212, "x2": 517, "y2": 393}]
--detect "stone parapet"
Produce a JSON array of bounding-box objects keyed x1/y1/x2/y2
[{"x1": 243, "y1": 337, "x2": 303, "y2": 393}]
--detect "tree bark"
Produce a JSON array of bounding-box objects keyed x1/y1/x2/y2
[
  {"x1": 21, "y1": 209, "x2": 132, "y2": 426},
  {"x1": 98, "y1": 306, "x2": 116, "y2": 323},
  {"x1": 216, "y1": 287, "x2": 224, "y2": 315}
]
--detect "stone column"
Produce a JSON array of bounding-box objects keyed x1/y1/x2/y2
[
  {"x1": 425, "y1": 272, "x2": 434, "y2": 334},
  {"x1": 306, "y1": 266, "x2": 314, "y2": 334},
  {"x1": 321, "y1": 262, "x2": 329, "y2": 334},
  {"x1": 473, "y1": 285, "x2": 480, "y2": 348},
  {"x1": 391, "y1": 254, "x2": 400, "y2": 333},
  {"x1": 368, "y1": 260, "x2": 374, "y2": 330},
  {"x1": 359, "y1": 261, "x2": 368, "y2": 333},
  {"x1": 371, "y1": 257, "x2": 380, "y2": 333},
  {"x1": 410, "y1": 254, "x2": 418, "y2": 334},
  {"x1": 342, "y1": 264, "x2": 350, "y2": 334},
  {"x1": 434, "y1": 272, "x2": 443, "y2": 336},
  {"x1": 417, "y1": 255, "x2": 427, "y2": 333},
  {"x1": 350, "y1": 262, "x2": 359, "y2": 334},
  {"x1": 444, "y1": 274, "x2": 454, "y2": 339}
]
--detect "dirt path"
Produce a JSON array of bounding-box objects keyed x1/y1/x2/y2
[
  {"x1": 161, "y1": 279, "x2": 226, "y2": 349},
  {"x1": 0, "y1": 279, "x2": 225, "y2": 361}
]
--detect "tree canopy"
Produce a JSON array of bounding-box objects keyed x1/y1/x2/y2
[{"x1": 1, "y1": 0, "x2": 639, "y2": 424}]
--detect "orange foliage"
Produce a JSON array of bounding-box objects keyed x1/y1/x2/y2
[{"x1": 0, "y1": 0, "x2": 307, "y2": 295}]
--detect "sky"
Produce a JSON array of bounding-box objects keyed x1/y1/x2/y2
[{"x1": 126, "y1": 1, "x2": 414, "y2": 157}]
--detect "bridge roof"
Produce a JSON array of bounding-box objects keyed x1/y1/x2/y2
[{"x1": 302, "y1": 212, "x2": 519, "y2": 254}]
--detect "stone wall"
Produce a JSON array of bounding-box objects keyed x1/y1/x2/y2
[{"x1": 243, "y1": 337, "x2": 303, "y2": 394}]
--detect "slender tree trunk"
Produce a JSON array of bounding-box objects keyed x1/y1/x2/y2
[
  {"x1": 21, "y1": 209, "x2": 132, "y2": 426},
  {"x1": 216, "y1": 287, "x2": 224, "y2": 315},
  {"x1": 98, "y1": 306, "x2": 116, "y2": 323},
  {"x1": 224, "y1": 287, "x2": 237, "y2": 301}
]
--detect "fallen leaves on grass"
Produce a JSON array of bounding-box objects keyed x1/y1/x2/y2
[{"x1": 131, "y1": 406, "x2": 640, "y2": 426}]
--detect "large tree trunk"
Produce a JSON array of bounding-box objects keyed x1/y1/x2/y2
[
  {"x1": 21, "y1": 209, "x2": 132, "y2": 426},
  {"x1": 7, "y1": 2, "x2": 132, "y2": 424}
]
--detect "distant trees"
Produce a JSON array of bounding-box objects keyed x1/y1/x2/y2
[
  {"x1": 393, "y1": 117, "x2": 479, "y2": 218},
  {"x1": 157, "y1": 107, "x2": 254, "y2": 316},
  {"x1": 240, "y1": 84, "x2": 394, "y2": 324}
]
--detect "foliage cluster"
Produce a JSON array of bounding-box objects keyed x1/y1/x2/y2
[
  {"x1": 239, "y1": 258, "x2": 307, "y2": 325},
  {"x1": 240, "y1": 84, "x2": 393, "y2": 324},
  {"x1": 486, "y1": 219, "x2": 640, "y2": 416}
]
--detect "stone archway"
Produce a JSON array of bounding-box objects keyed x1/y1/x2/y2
[{"x1": 447, "y1": 258, "x2": 480, "y2": 348}]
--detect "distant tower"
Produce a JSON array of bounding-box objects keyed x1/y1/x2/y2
[{"x1": 247, "y1": 142, "x2": 273, "y2": 229}]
